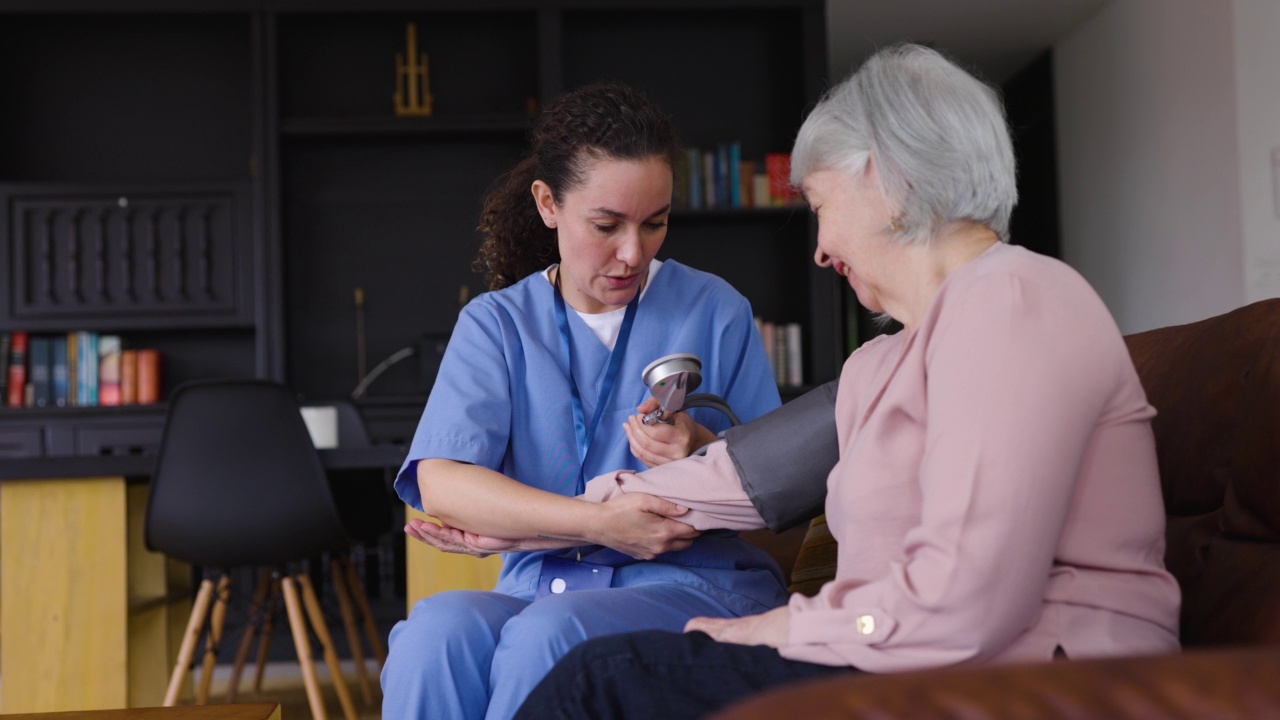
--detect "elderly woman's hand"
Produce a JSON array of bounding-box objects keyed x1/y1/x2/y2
[
  {"x1": 684, "y1": 605, "x2": 791, "y2": 648},
  {"x1": 625, "y1": 397, "x2": 717, "y2": 467}
]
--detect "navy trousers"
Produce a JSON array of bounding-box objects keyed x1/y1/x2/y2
[{"x1": 513, "y1": 629, "x2": 855, "y2": 720}]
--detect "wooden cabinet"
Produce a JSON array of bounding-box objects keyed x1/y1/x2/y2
[{"x1": 0, "y1": 0, "x2": 841, "y2": 446}]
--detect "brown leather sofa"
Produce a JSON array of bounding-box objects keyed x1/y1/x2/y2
[{"x1": 717, "y1": 298, "x2": 1280, "y2": 719}]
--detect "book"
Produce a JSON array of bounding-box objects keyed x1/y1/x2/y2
[
  {"x1": 120, "y1": 349, "x2": 139, "y2": 405},
  {"x1": 136, "y1": 348, "x2": 161, "y2": 404},
  {"x1": 76, "y1": 331, "x2": 100, "y2": 406},
  {"x1": 759, "y1": 321, "x2": 777, "y2": 384},
  {"x1": 702, "y1": 150, "x2": 716, "y2": 209},
  {"x1": 752, "y1": 173, "x2": 771, "y2": 209},
  {"x1": 98, "y1": 335, "x2": 122, "y2": 406},
  {"x1": 6, "y1": 331, "x2": 28, "y2": 408},
  {"x1": 687, "y1": 147, "x2": 702, "y2": 210},
  {"x1": 66, "y1": 332, "x2": 78, "y2": 406},
  {"x1": 0, "y1": 332, "x2": 9, "y2": 402},
  {"x1": 51, "y1": 335, "x2": 69, "y2": 406},
  {"x1": 673, "y1": 149, "x2": 690, "y2": 209},
  {"x1": 765, "y1": 152, "x2": 794, "y2": 206},
  {"x1": 29, "y1": 336, "x2": 50, "y2": 407},
  {"x1": 786, "y1": 323, "x2": 803, "y2": 387},
  {"x1": 728, "y1": 142, "x2": 742, "y2": 208},
  {"x1": 739, "y1": 160, "x2": 755, "y2": 208}
]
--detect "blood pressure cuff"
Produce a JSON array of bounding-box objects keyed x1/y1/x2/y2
[{"x1": 722, "y1": 379, "x2": 839, "y2": 532}]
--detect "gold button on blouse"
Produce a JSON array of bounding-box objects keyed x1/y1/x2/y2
[{"x1": 855, "y1": 614, "x2": 876, "y2": 635}]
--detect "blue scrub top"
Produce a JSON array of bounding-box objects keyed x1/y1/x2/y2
[{"x1": 395, "y1": 260, "x2": 785, "y2": 613}]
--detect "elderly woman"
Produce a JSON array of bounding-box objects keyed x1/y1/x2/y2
[{"x1": 504, "y1": 43, "x2": 1182, "y2": 720}]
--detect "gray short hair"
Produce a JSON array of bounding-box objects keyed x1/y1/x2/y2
[{"x1": 790, "y1": 44, "x2": 1017, "y2": 243}]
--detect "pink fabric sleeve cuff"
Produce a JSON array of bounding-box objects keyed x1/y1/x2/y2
[{"x1": 579, "y1": 441, "x2": 765, "y2": 531}]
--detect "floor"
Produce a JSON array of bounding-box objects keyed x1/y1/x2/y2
[
  {"x1": 209, "y1": 660, "x2": 383, "y2": 720},
  {"x1": 189, "y1": 541, "x2": 404, "y2": 720}
]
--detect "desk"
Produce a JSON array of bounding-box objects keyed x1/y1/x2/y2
[{"x1": 0, "y1": 447, "x2": 404, "y2": 714}]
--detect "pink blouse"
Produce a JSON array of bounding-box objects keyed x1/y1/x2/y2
[{"x1": 584, "y1": 243, "x2": 1181, "y2": 671}]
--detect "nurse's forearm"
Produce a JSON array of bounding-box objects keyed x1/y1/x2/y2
[
  {"x1": 417, "y1": 458, "x2": 702, "y2": 559},
  {"x1": 417, "y1": 458, "x2": 598, "y2": 542}
]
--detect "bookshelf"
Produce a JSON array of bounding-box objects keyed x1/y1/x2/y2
[{"x1": 0, "y1": 0, "x2": 840, "y2": 451}]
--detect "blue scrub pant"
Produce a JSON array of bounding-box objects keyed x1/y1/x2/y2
[{"x1": 380, "y1": 584, "x2": 742, "y2": 720}]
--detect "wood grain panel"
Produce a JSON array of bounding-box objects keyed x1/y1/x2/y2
[
  {"x1": 404, "y1": 506, "x2": 501, "y2": 614},
  {"x1": 1, "y1": 477, "x2": 129, "y2": 712}
]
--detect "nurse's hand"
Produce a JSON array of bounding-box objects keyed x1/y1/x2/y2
[
  {"x1": 590, "y1": 492, "x2": 701, "y2": 559},
  {"x1": 404, "y1": 517, "x2": 570, "y2": 557},
  {"x1": 625, "y1": 397, "x2": 717, "y2": 467},
  {"x1": 684, "y1": 605, "x2": 791, "y2": 648}
]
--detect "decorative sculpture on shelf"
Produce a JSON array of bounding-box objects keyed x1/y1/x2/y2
[{"x1": 393, "y1": 21, "x2": 433, "y2": 117}]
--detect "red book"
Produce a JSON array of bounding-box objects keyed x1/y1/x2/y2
[
  {"x1": 120, "y1": 349, "x2": 138, "y2": 405},
  {"x1": 6, "y1": 331, "x2": 27, "y2": 408},
  {"x1": 765, "y1": 152, "x2": 794, "y2": 206},
  {"x1": 136, "y1": 349, "x2": 161, "y2": 404}
]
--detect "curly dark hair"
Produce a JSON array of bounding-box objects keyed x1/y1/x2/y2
[{"x1": 473, "y1": 81, "x2": 681, "y2": 290}]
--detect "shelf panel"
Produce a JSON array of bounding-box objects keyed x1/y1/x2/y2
[
  {"x1": 669, "y1": 206, "x2": 806, "y2": 220},
  {"x1": 280, "y1": 114, "x2": 532, "y2": 138}
]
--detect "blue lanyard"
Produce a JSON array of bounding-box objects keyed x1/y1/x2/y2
[{"x1": 553, "y1": 270, "x2": 640, "y2": 495}]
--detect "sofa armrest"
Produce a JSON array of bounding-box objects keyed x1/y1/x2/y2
[{"x1": 710, "y1": 645, "x2": 1280, "y2": 720}]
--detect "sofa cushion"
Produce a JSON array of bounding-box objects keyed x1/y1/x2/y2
[{"x1": 1124, "y1": 298, "x2": 1280, "y2": 646}]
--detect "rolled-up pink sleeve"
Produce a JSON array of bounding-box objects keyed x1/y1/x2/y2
[
  {"x1": 579, "y1": 440, "x2": 766, "y2": 531},
  {"x1": 783, "y1": 275, "x2": 1132, "y2": 669}
]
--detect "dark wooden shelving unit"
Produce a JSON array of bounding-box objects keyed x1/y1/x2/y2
[
  {"x1": 280, "y1": 114, "x2": 533, "y2": 137},
  {"x1": 0, "y1": 0, "x2": 841, "y2": 454}
]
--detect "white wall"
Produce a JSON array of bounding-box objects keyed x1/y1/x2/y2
[
  {"x1": 1233, "y1": 0, "x2": 1280, "y2": 303},
  {"x1": 1054, "y1": 0, "x2": 1246, "y2": 333}
]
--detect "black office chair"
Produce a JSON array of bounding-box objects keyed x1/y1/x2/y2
[{"x1": 146, "y1": 379, "x2": 359, "y2": 720}]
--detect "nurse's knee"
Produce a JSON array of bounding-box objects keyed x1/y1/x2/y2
[
  {"x1": 390, "y1": 590, "x2": 519, "y2": 661},
  {"x1": 495, "y1": 594, "x2": 594, "y2": 654}
]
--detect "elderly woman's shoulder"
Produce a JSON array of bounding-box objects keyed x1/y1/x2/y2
[
  {"x1": 951, "y1": 244, "x2": 1100, "y2": 301},
  {"x1": 936, "y1": 243, "x2": 1121, "y2": 341}
]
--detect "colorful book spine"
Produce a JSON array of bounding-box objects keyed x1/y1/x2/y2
[
  {"x1": 752, "y1": 173, "x2": 771, "y2": 209},
  {"x1": 120, "y1": 349, "x2": 138, "y2": 405},
  {"x1": 136, "y1": 349, "x2": 161, "y2": 404},
  {"x1": 702, "y1": 150, "x2": 716, "y2": 209},
  {"x1": 786, "y1": 322, "x2": 803, "y2": 387},
  {"x1": 759, "y1": 321, "x2": 777, "y2": 384},
  {"x1": 738, "y1": 160, "x2": 755, "y2": 209},
  {"x1": 51, "y1": 335, "x2": 69, "y2": 406},
  {"x1": 6, "y1": 331, "x2": 28, "y2": 408},
  {"x1": 728, "y1": 142, "x2": 742, "y2": 208},
  {"x1": 765, "y1": 152, "x2": 793, "y2": 206},
  {"x1": 29, "y1": 336, "x2": 50, "y2": 407},
  {"x1": 0, "y1": 332, "x2": 10, "y2": 402},
  {"x1": 98, "y1": 335, "x2": 122, "y2": 406},
  {"x1": 66, "y1": 332, "x2": 78, "y2": 406}
]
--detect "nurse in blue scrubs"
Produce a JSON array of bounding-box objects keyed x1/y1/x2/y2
[{"x1": 380, "y1": 81, "x2": 786, "y2": 720}]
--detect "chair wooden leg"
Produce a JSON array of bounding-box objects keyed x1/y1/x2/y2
[
  {"x1": 196, "y1": 574, "x2": 231, "y2": 704},
  {"x1": 298, "y1": 573, "x2": 359, "y2": 720},
  {"x1": 164, "y1": 577, "x2": 216, "y2": 706},
  {"x1": 331, "y1": 555, "x2": 374, "y2": 706},
  {"x1": 227, "y1": 567, "x2": 273, "y2": 703},
  {"x1": 341, "y1": 553, "x2": 386, "y2": 667},
  {"x1": 253, "y1": 576, "x2": 281, "y2": 694},
  {"x1": 282, "y1": 575, "x2": 329, "y2": 720}
]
